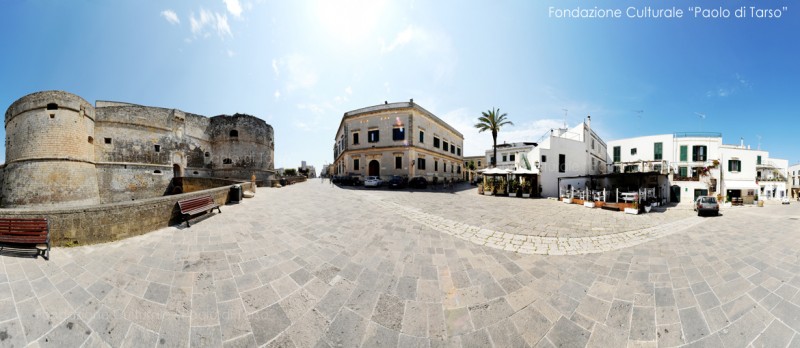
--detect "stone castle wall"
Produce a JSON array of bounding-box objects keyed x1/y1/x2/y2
[
  {"x1": 2, "y1": 90, "x2": 275, "y2": 208},
  {"x1": 3, "y1": 91, "x2": 101, "y2": 207},
  {"x1": 0, "y1": 181, "x2": 254, "y2": 246}
]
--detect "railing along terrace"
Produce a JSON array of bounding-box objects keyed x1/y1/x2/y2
[{"x1": 674, "y1": 132, "x2": 722, "y2": 138}]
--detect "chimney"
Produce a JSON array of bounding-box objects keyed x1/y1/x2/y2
[
  {"x1": 740, "y1": 137, "x2": 744, "y2": 148},
  {"x1": 409, "y1": 98, "x2": 414, "y2": 104},
  {"x1": 384, "y1": 101, "x2": 388, "y2": 105},
  {"x1": 586, "y1": 115, "x2": 591, "y2": 128}
]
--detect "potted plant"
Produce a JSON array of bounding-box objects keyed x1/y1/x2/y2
[
  {"x1": 497, "y1": 180, "x2": 507, "y2": 196},
  {"x1": 521, "y1": 181, "x2": 532, "y2": 198},
  {"x1": 508, "y1": 181, "x2": 520, "y2": 197},
  {"x1": 477, "y1": 183, "x2": 484, "y2": 195},
  {"x1": 485, "y1": 178, "x2": 495, "y2": 195},
  {"x1": 624, "y1": 195, "x2": 639, "y2": 214},
  {"x1": 584, "y1": 198, "x2": 595, "y2": 208}
]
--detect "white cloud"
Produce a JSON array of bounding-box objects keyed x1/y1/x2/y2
[
  {"x1": 272, "y1": 59, "x2": 279, "y2": 77},
  {"x1": 381, "y1": 26, "x2": 457, "y2": 82},
  {"x1": 297, "y1": 103, "x2": 326, "y2": 115},
  {"x1": 274, "y1": 54, "x2": 319, "y2": 92},
  {"x1": 215, "y1": 13, "x2": 232, "y2": 37},
  {"x1": 345, "y1": 86, "x2": 353, "y2": 95},
  {"x1": 223, "y1": 0, "x2": 243, "y2": 17},
  {"x1": 381, "y1": 26, "x2": 418, "y2": 53},
  {"x1": 189, "y1": 8, "x2": 232, "y2": 39},
  {"x1": 706, "y1": 73, "x2": 752, "y2": 98},
  {"x1": 161, "y1": 10, "x2": 180, "y2": 25},
  {"x1": 227, "y1": 50, "x2": 235, "y2": 57},
  {"x1": 274, "y1": 90, "x2": 281, "y2": 100},
  {"x1": 294, "y1": 102, "x2": 336, "y2": 131}
]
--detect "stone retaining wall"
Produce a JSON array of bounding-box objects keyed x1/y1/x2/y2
[{"x1": 0, "y1": 181, "x2": 254, "y2": 246}]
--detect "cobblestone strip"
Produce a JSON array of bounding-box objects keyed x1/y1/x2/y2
[{"x1": 355, "y1": 191, "x2": 706, "y2": 255}]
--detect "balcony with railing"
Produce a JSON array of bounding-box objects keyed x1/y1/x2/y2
[{"x1": 610, "y1": 160, "x2": 670, "y2": 174}]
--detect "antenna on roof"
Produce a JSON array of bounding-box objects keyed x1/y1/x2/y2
[
  {"x1": 634, "y1": 110, "x2": 644, "y2": 118},
  {"x1": 561, "y1": 108, "x2": 568, "y2": 128},
  {"x1": 694, "y1": 112, "x2": 706, "y2": 132},
  {"x1": 757, "y1": 134, "x2": 762, "y2": 150}
]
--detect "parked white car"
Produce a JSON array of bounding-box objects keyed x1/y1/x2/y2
[
  {"x1": 364, "y1": 176, "x2": 383, "y2": 187},
  {"x1": 782, "y1": 197, "x2": 790, "y2": 205}
]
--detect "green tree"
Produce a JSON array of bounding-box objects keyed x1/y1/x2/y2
[
  {"x1": 467, "y1": 160, "x2": 476, "y2": 170},
  {"x1": 474, "y1": 108, "x2": 513, "y2": 167},
  {"x1": 284, "y1": 168, "x2": 297, "y2": 176},
  {"x1": 298, "y1": 167, "x2": 310, "y2": 177}
]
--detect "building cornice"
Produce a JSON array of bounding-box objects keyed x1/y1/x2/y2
[{"x1": 335, "y1": 101, "x2": 463, "y2": 141}]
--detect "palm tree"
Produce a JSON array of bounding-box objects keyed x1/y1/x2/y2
[{"x1": 475, "y1": 108, "x2": 513, "y2": 167}]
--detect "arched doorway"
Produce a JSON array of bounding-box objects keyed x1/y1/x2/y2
[
  {"x1": 173, "y1": 164, "x2": 183, "y2": 177},
  {"x1": 368, "y1": 160, "x2": 380, "y2": 176}
]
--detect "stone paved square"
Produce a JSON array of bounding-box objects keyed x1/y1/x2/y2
[{"x1": 1, "y1": 182, "x2": 800, "y2": 347}]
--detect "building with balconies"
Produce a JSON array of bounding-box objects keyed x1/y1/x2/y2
[
  {"x1": 332, "y1": 100, "x2": 463, "y2": 182},
  {"x1": 484, "y1": 142, "x2": 537, "y2": 171},
  {"x1": 608, "y1": 133, "x2": 788, "y2": 204}
]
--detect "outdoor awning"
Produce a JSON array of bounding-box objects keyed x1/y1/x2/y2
[
  {"x1": 724, "y1": 180, "x2": 759, "y2": 190},
  {"x1": 512, "y1": 168, "x2": 539, "y2": 175},
  {"x1": 483, "y1": 168, "x2": 512, "y2": 175}
]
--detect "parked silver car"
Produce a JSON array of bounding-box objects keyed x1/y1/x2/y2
[
  {"x1": 694, "y1": 196, "x2": 719, "y2": 216},
  {"x1": 364, "y1": 176, "x2": 383, "y2": 187}
]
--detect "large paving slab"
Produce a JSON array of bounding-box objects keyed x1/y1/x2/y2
[{"x1": 0, "y1": 180, "x2": 799, "y2": 347}]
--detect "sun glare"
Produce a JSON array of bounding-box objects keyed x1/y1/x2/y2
[{"x1": 315, "y1": 0, "x2": 386, "y2": 44}]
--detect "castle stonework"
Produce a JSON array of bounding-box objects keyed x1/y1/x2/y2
[{"x1": 2, "y1": 91, "x2": 275, "y2": 208}]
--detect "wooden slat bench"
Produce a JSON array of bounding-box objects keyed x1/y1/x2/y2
[
  {"x1": 0, "y1": 218, "x2": 50, "y2": 260},
  {"x1": 177, "y1": 196, "x2": 221, "y2": 227}
]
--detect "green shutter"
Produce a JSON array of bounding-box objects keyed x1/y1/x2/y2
[
  {"x1": 757, "y1": 156, "x2": 761, "y2": 165},
  {"x1": 680, "y1": 146, "x2": 687, "y2": 161},
  {"x1": 654, "y1": 142, "x2": 663, "y2": 160},
  {"x1": 679, "y1": 166, "x2": 687, "y2": 177},
  {"x1": 613, "y1": 146, "x2": 621, "y2": 163}
]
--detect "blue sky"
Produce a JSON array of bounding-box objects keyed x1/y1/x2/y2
[{"x1": 2, "y1": 0, "x2": 798, "y2": 171}]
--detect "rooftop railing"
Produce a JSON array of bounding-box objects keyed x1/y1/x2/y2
[{"x1": 674, "y1": 132, "x2": 722, "y2": 138}]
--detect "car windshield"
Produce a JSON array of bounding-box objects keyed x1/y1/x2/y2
[{"x1": 701, "y1": 197, "x2": 717, "y2": 203}]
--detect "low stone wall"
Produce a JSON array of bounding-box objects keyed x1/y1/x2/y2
[
  {"x1": 0, "y1": 181, "x2": 253, "y2": 246},
  {"x1": 181, "y1": 177, "x2": 253, "y2": 193}
]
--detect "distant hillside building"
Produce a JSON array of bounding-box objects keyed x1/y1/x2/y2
[
  {"x1": 462, "y1": 155, "x2": 487, "y2": 182},
  {"x1": 1, "y1": 90, "x2": 275, "y2": 207},
  {"x1": 333, "y1": 100, "x2": 463, "y2": 181}
]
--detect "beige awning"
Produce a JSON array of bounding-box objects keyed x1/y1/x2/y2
[{"x1": 724, "y1": 180, "x2": 759, "y2": 190}]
